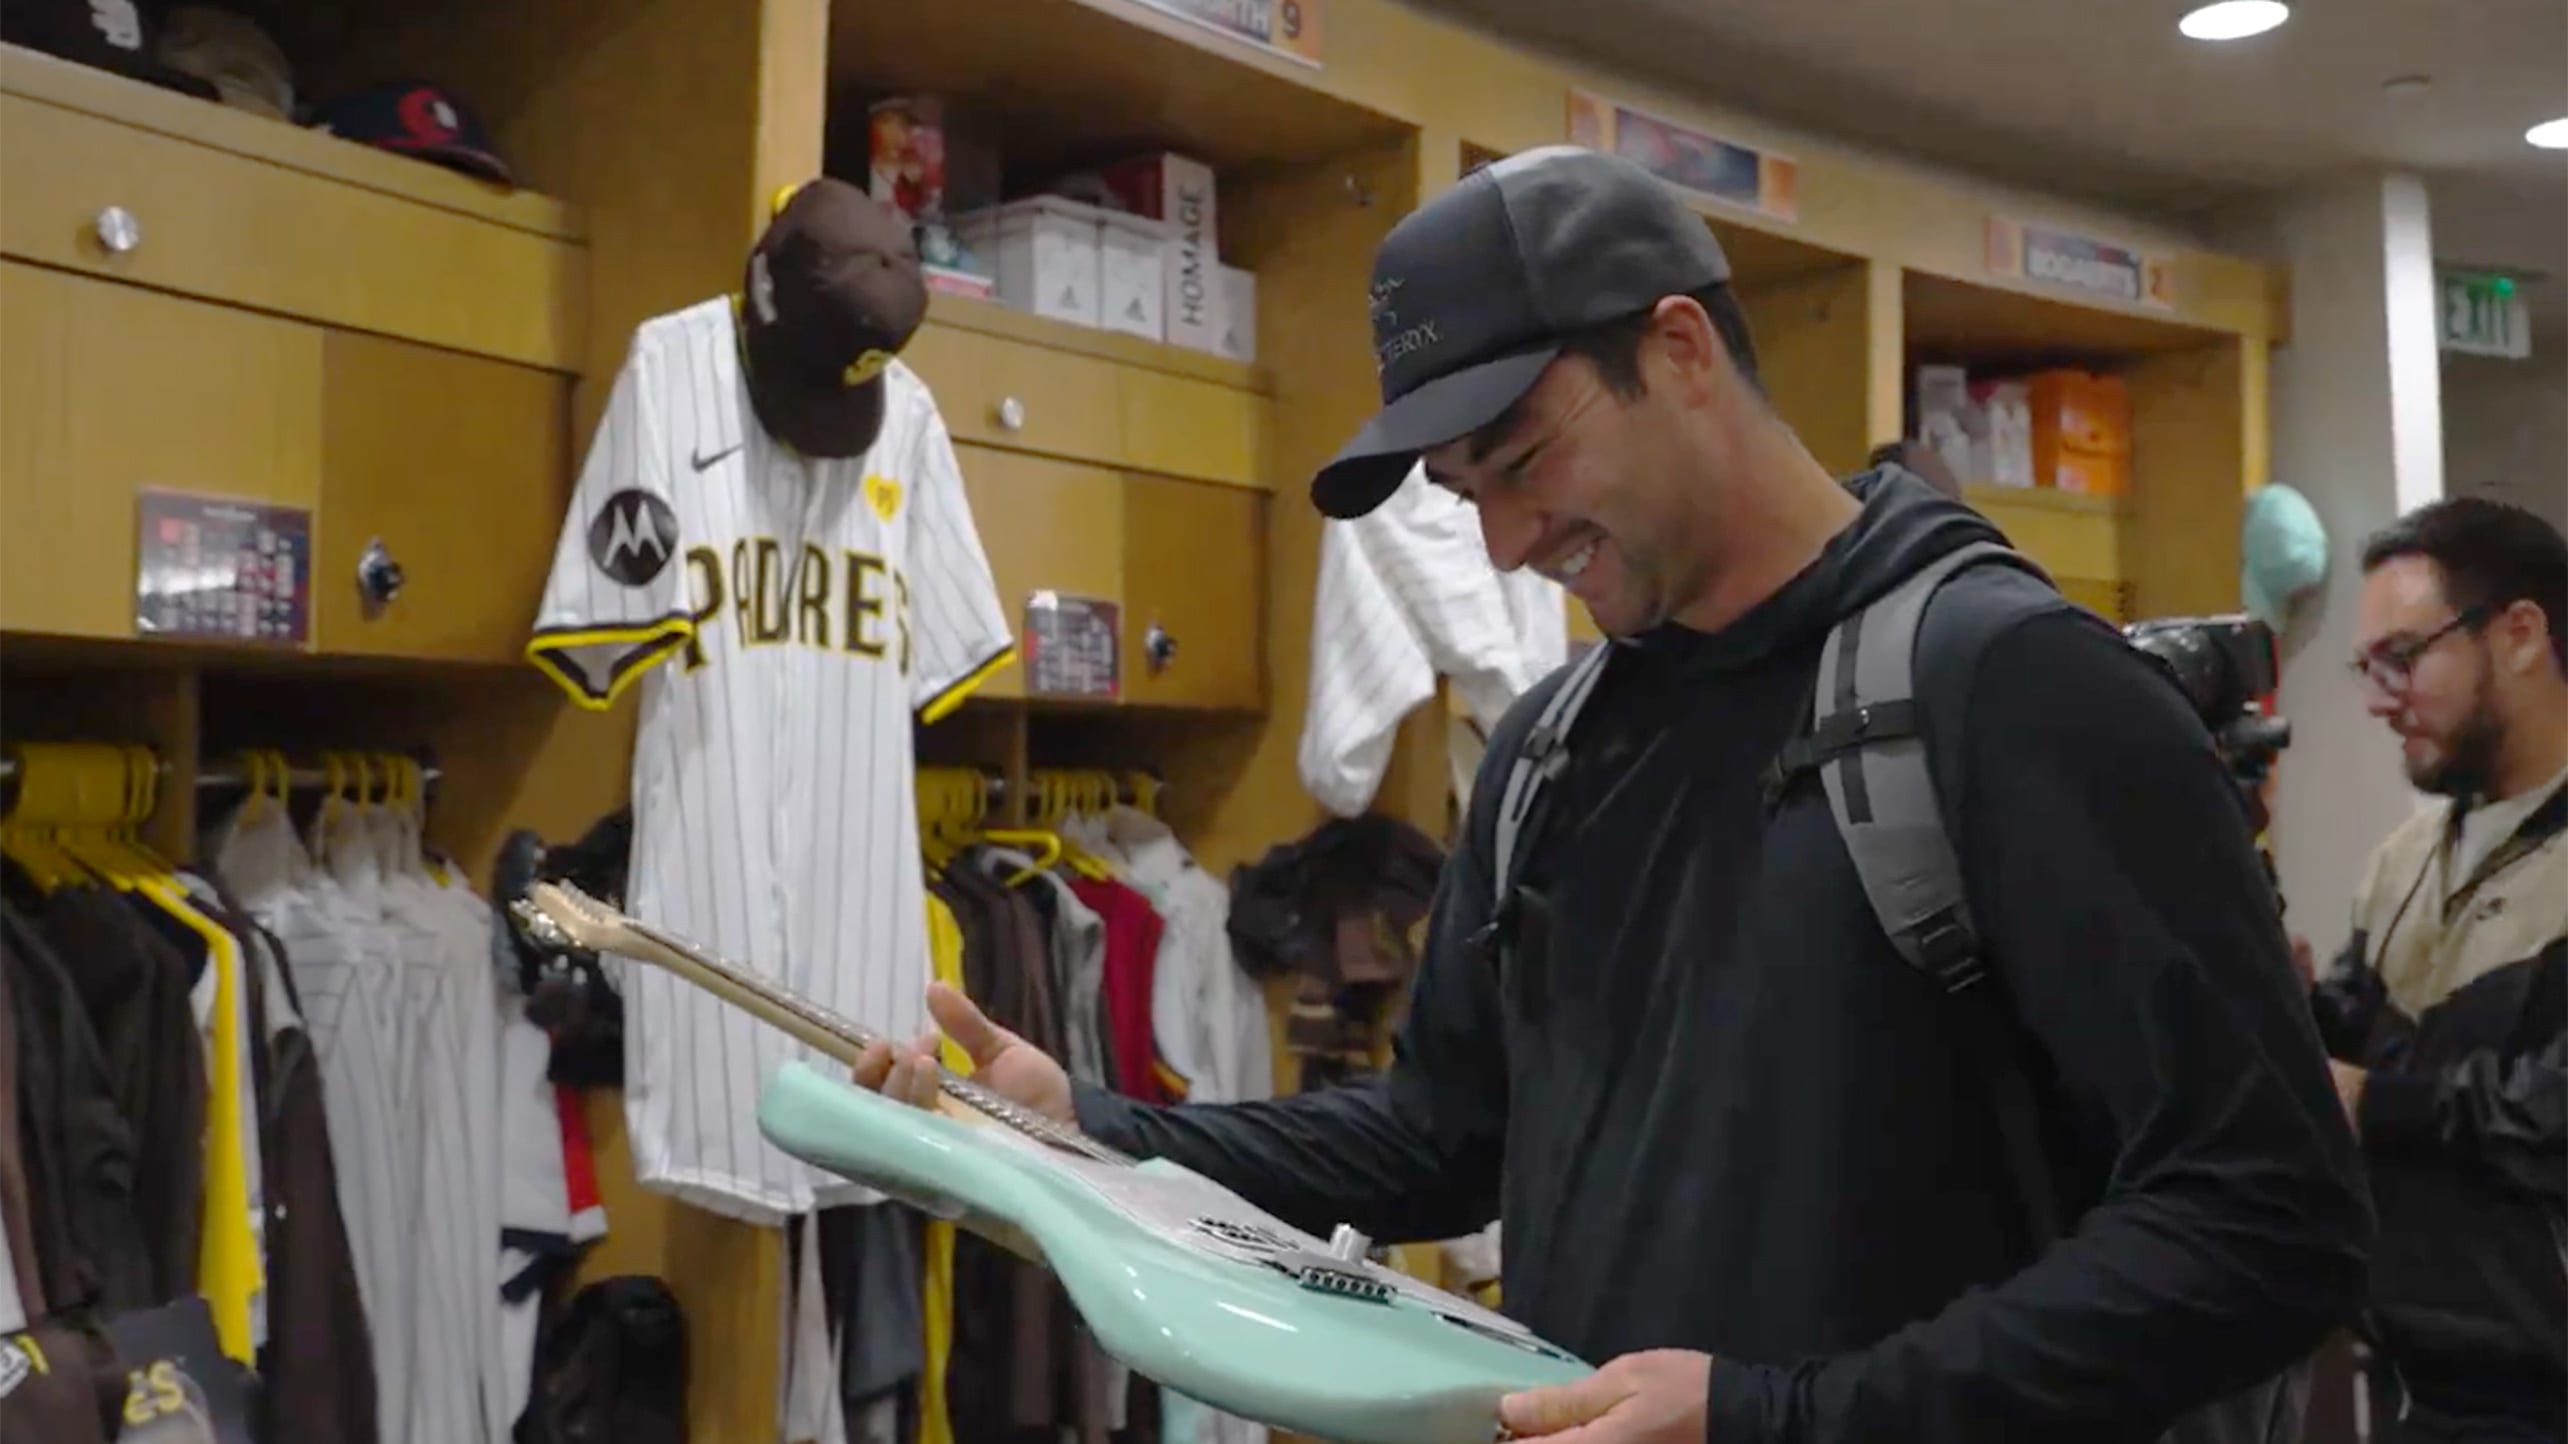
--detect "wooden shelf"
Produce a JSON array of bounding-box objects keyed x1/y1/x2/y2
[
  {"x1": 828, "y1": 0, "x2": 1406, "y2": 178},
  {"x1": 1704, "y1": 214, "x2": 1863, "y2": 289},
  {"x1": 1904, "y1": 266, "x2": 2225, "y2": 369},
  {"x1": 926, "y1": 290, "x2": 1272, "y2": 394},
  {"x1": 0, "y1": 43, "x2": 582, "y2": 242}
]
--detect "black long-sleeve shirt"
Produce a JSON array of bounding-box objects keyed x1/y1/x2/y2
[{"x1": 1078, "y1": 470, "x2": 2373, "y2": 1442}]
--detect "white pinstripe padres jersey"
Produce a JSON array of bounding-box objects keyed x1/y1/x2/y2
[
  {"x1": 1299, "y1": 463, "x2": 1567, "y2": 817},
  {"x1": 528, "y1": 296, "x2": 1015, "y2": 1224}
]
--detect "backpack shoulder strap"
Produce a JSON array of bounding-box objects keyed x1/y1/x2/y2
[
  {"x1": 1788, "y1": 538, "x2": 2069, "y2": 1246},
  {"x1": 1795, "y1": 538, "x2": 2044, "y2": 993},
  {"x1": 1489, "y1": 640, "x2": 1615, "y2": 913}
]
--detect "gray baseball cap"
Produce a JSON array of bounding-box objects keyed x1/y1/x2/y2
[{"x1": 1310, "y1": 144, "x2": 1733, "y2": 519}]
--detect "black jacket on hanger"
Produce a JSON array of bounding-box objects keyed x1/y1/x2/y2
[{"x1": 0, "y1": 894, "x2": 154, "y2": 1317}]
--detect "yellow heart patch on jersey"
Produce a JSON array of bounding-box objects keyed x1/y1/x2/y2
[{"x1": 865, "y1": 473, "x2": 903, "y2": 521}]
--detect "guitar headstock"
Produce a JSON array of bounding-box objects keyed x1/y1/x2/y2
[{"x1": 511, "y1": 879, "x2": 641, "y2": 957}]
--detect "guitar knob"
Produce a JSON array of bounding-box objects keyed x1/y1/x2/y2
[{"x1": 1327, "y1": 1223, "x2": 1371, "y2": 1262}]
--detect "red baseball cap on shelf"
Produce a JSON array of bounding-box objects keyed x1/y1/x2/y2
[{"x1": 311, "y1": 81, "x2": 513, "y2": 186}]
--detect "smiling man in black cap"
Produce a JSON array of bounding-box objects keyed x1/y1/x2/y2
[{"x1": 856, "y1": 145, "x2": 2371, "y2": 1443}]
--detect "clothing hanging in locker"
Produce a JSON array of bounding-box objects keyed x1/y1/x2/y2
[
  {"x1": 907, "y1": 766, "x2": 1273, "y2": 1444},
  {"x1": 0, "y1": 741, "x2": 612, "y2": 1444}
]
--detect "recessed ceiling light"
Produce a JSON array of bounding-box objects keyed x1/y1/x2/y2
[
  {"x1": 2180, "y1": 0, "x2": 2290, "y2": 41},
  {"x1": 2529, "y1": 118, "x2": 2568, "y2": 150}
]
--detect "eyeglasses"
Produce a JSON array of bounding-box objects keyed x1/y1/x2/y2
[{"x1": 2349, "y1": 605, "x2": 2487, "y2": 694}]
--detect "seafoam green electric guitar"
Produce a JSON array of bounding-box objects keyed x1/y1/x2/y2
[{"x1": 512, "y1": 881, "x2": 1592, "y2": 1444}]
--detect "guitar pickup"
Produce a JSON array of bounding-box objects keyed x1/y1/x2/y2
[
  {"x1": 1287, "y1": 1262, "x2": 1394, "y2": 1304},
  {"x1": 1262, "y1": 1246, "x2": 1395, "y2": 1304}
]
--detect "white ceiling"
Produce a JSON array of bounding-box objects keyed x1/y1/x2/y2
[{"x1": 1417, "y1": 0, "x2": 2568, "y2": 336}]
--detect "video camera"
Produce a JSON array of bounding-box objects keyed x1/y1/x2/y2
[{"x1": 2124, "y1": 614, "x2": 2292, "y2": 832}]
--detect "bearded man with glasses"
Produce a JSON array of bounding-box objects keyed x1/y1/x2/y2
[{"x1": 2294, "y1": 495, "x2": 2566, "y2": 1443}]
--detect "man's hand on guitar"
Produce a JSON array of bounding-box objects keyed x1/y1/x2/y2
[
  {"x1": 850, "y1": 981, "x2": 1076, "y2": 1126},
  {"x1": 1497, "y1": 1350, "x2": 1712, "y2": 1442}
]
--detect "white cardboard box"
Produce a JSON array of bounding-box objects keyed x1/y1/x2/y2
[
  {"x1": 954, "y1": 196, "x2": 1105, "y2": 327},
  {"x1": 1163, "y1": 238, "x2": 1226, "y2": 354},
  {"x1": 1098, "y1": 211, "x2": 1173, "y2": 341},
  {"x1": 1215, "y1": 263, "x2": 1257, "y2": 364},
  {"x1": 1102, "y1": 153, "x2": 1224, "y2": 352}
]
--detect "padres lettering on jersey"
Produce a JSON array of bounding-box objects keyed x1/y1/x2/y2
[
  {"x1": 525, "y1": 296, "x2": 1016, "y2": 1226},
  {"x1": 673, "y1": 539, "x2": 917, "y2": 673}
]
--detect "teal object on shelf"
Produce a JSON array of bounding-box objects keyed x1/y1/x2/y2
[{"x1": 756, "y1": 1061, "x2": 1593, "y2": 1444}]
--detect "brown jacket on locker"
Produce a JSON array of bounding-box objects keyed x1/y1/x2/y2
[
  {"x1": 0, "y1": 923, "x2": 44, "y2": 1319},
  {"x1": 0, "y1": 897, "x2": 155, "y2": 1317},
  {"x1": 0, "y1": 863, "x2": 378, "y2": 1444},
  {"x1": 33, "y1": 884, "x2": 207, "y2": 1301},
  {"x1": 930, "y1": 852, "x2": 1151, "y2": 1444}
]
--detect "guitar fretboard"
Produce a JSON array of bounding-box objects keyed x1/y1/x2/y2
[{"x1": 619, "y1": 916, "x2": 1134, "y2": 1168}]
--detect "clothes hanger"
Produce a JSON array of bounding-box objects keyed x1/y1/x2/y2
[
  {"x1": 1120, "y1": 770, "x2": 1164, "y2": 820},
  {"x1": 0, "y1": 744, "x2": 89, "y2": 893},
  {"x1": 978, "y1": 767, "x2": 1067, "y2": 886},
  {"x1": 237, "y1": 750, "x2": 273, "y2": 828},
  {"x1": 1032, "y1": 770, "x2": 1116, "y2": 881},
  {"x1": 349, "y1": 751, "x2": 393, "y2": 871},
  {"x1": 48, "y1": 742, "x2": 149, "y2": 890},
  {"x1": 306, "y1": 751, "x2": 352, "y2": 869},
  {"x1": 393, "y1": 754, "x2": 452, "y2": 884},
  {"x1": 917, "y1": 768, "x2": 960, "y2": 874},
  {"x1": 104, "y1": 742, "x2": 181, "y2": 881}
]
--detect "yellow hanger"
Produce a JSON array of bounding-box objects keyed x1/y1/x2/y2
[
  {"x1": 305, "y1": 751, "x2": 352, "y2": 864},
  {"x1": 248, "y1": 748, "x2": 291, "y2": 827},
  {"x1": 983, "y1": 828, "x2": 1064, "y2": 886},
  {"x1": 917, "y1": 767, "x2": 964, "y2": 873},
  {"x1": 0, "y1": 744, "x2": 87, "y2": 892},
  {"x1": 107, "y1": 743, "x2": 178, "y2": 878},
  {"x1": 1027, "y1": 768, "x2": 1116, "y2": 880},
  {"x1": 386, "y1": 753, "x2": 452, "y2": 883},
  {"x1": 1122, "y1": 770, "x2": 1164, "y2": 819},
  {"x1": 40, "y1": 742, "x2": 147, "y2": 889}
]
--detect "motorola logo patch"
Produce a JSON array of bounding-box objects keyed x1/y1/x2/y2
[{"x1": 587, "y1": 488, "x2": 679, "y2": 586}]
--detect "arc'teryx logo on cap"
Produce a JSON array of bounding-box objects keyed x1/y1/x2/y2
[{"x1": 1369, "y1": 276, "x2": 1440, "y2": 375}]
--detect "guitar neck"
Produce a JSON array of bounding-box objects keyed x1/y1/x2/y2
[{"x1": 608, "y1": 913, "x2": 1128, "y2": 1166}]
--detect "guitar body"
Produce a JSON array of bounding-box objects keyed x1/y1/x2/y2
[{"x1": 757, "y1": 1061, "x2": 1593, "y2": 1444}]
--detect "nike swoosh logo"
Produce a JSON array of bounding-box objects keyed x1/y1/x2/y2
[{"x1": 691, "y1": 443, "x2": 741, "y2": 471}]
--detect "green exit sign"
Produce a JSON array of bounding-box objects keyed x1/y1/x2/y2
[{"x1": 2439, "y1": 270, "x2": 2531, "y2": 359}]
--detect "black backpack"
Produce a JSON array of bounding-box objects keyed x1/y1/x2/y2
[{"x1": 515, "y1": 1276, "x2": 688, "y2": 1444}]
